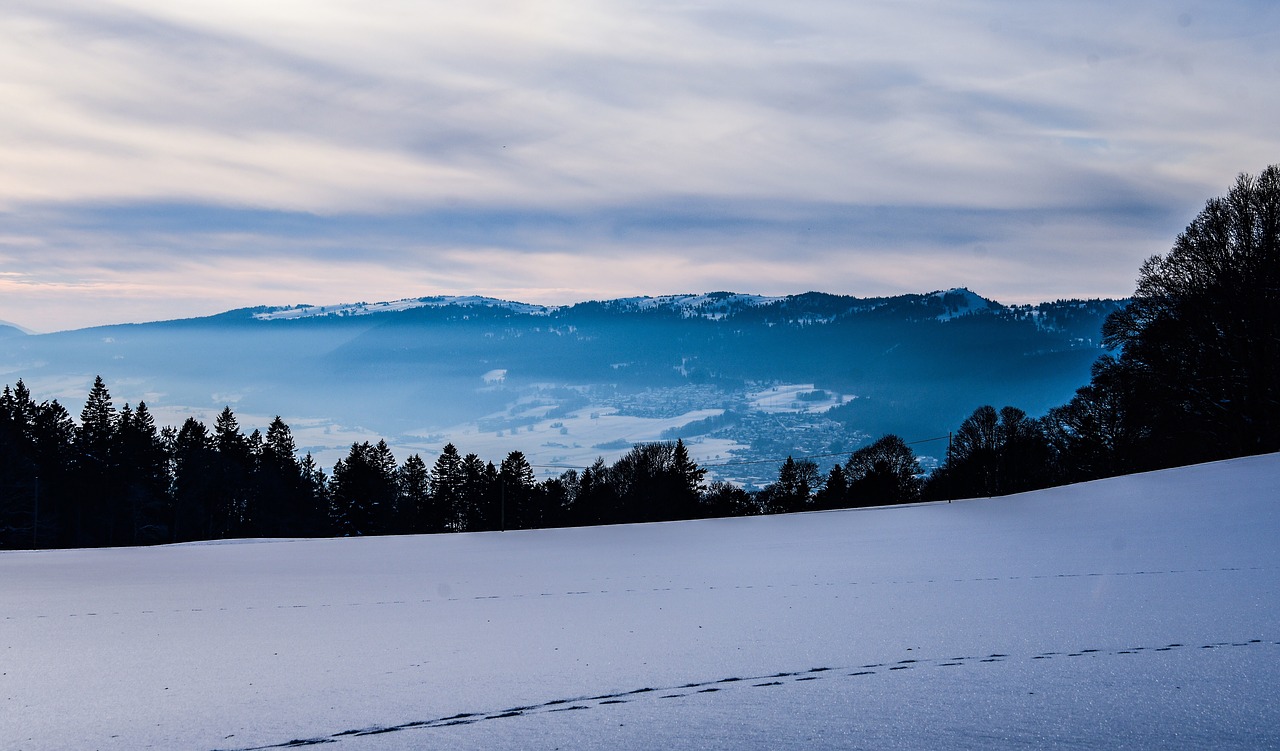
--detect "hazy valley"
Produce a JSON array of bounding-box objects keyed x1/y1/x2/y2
[{"x1": 0, "y1": 289, "x2": 1122, "y2": 484}]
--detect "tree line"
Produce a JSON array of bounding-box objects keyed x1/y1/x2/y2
[
  {"x1": 0, "y1": 379, "x2": 729, "y2": 548},
  {"x1": 1, "y1": 166, "x2": 1275, "y2": 548},
  {"x1": 930, "y1": 165, "x2": 1278, "y2": 497},
  {"x1": 768, "y1": 165, "x2": 1279, "y2": 508}
]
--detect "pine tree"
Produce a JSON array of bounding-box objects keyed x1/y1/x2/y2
[
  {"x1": 255, "y1": 416, "x2": 305, "y2": 537},
  {"x1": 671, "y1": 438, "x2": 707, "y2": 516},
  {"x1": 572, "y1": 458, "x2": 610, "y2": 526},
  {"x1": 211, "y1": 407, "x2": 251, "y2": 537},
  {"x1": 499, "y1": 451, "x2": 537, "y2": 530},
  {"x1": 0, "y1": 382, "x2": 36, "y2": 547},
  {"x1": 298, "y1": 452, "x2": 331, "y2": 536},
  {"x1": 764, "y1": 456, "x2": 817, "y2": 513},
  {"x1": 397, "y1": 454, "x2": 431, "y2": 532},
  {"x1": 117, "y1": 401, "x2": 172, "y2": 544},
  {"x1": 172, "y1": 418, "x2": 215, "y2": 541},
  {"x1": 30, "y1": 399, "x2": 76, "y2": 547},
  {"x1": 428, "y1": 444, "x2": 465, "y2": 531},
  {"x1": 330, "y1": 442, "x2": 398, "y2": 536},
  {"x1": 75, "y1": 376, "x2": 119, "y2": 546},
  {"x1": 459, "y1": 453, "x2": 494, "y2": 531},
  {"x1": 814, "y1": 463, "x2": 847, "y2": 509}
]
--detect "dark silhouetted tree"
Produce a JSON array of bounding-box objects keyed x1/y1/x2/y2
[
  {"x1": 845, "y1": 435, "x2": 921, "y2": 506},
  {"x1": 172, "y1": 418, "x2": 215, "y2": 541},
  {"x1": 397, "y1": 454, "x2": 431, "y2": 533},
  {"x1": 428, "y1": 444, "x2": 465, "y2": 532},
  {"x1": 210, "y1": 407, "x2": 252, "y2": 537},
  {"x1": 814, "y1": 463, "x2": 847, "y2": 509},
  {"x1": 1098, "y1": 165, "x2": 1280, "y2": 467},
  {"x1": 117, "y1": 401, "x2": 171, "y2": 544},
  {"x1": 571, "y1": 457, "x2": 611, "y2": 526},
  {"x1": 75, "y1": 376, "x2": 121, "y2": 546},
  {"x1": 330, "y1": 441, "x2": 398, "y2": 536},
  {"x1": 459, "y1": 453, "x2": 495, "y2": 531},
  {"x1": 498, "y1": 451, "x2": 537, "y2": 530},
  {"x1": 761, "y1": 456, "x2": 819, "y2": 513}
]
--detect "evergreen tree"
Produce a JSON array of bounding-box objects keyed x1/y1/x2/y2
[
  {"x1": 117, "y1": 401, "x2": 172, "y2": 544},
  {"x1": 298, "y1": 452, "x2": 332, "y2": 536},
  {"x1": 372, "y1": 440, "x2": 400, "y2": 532},
  {"x1": 459, "y1": 453, "x2": 495, "y2": 531},
  {"x1": 75, "y1": 376, "x2": 120, "y2": 546},
  {"x1": 814, "y1": 463, "x2": 847, "y2": 509},
  {"x1": 572, "y1": 457, "x2": 611, "y2": 526},
  {"x1": 428, "y1": 444, "x2": 465, "y2": 531},
  {"x1": 670, "y1": 438, "x2": 707, "y2": 515},
  {"x1": 397, "y1": 454, "x2": 431, "y2": 532},
  {"x1": 254, "y1": 416, "x2": 308, "y2": 536},
  {"x1": 77, "y1": 376, "x2": 117, "y2": 460},
  {"x1": 498, "y1": 451, "x2": 537, "y2": 530},
  {"x1": 330, "y1": 441, "x2": 398, "y2": 536},
  {"x1": 0, "y1": 382, "x2": 37, "y2": 547},
  {"x1": 172, "y1": 418, "x2": 215, "y2": 541},
  {"x1": 210, "y1": 407, "x2": 252, "y2": 537},
  {"x1": 540, "y1": 471, "x2": 576, "y2": 528},
  {"x1": 29, "y1": 399, "x2": 76, "y2": 548},
  {"x1": 762, "y1": 456, "x2": 819, "y2": 513}
]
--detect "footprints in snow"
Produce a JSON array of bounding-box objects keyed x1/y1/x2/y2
[
  {"x1": 15, "y1": 565, "x2": 1269, "y2": 622},
  {"x1": 214, "y1": 638, "x2": 1276, "y2": 751}
]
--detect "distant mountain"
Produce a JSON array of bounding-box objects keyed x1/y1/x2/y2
[
  {"x1": 251, "y1": 295, "x2": 556, "y2": 321},
  {"x1": 0, "y1": 290, "x2": 1126, "y2": 483},
  {"x1": 246, "y1": 288, "x2": 1001, "y2": 324}
]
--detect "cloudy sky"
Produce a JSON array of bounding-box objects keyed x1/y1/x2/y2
[{"x1": 1, "y1": 0, "x2": 1277, "y2": 331}]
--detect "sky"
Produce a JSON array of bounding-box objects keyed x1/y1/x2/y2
[{"x1": 1, "y1": 0, "x2": 1278, "y2": 332}]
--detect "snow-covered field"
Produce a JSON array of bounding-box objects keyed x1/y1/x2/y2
[
  {"x1": 3, "y1": 454, "x2": 1278, "y2": 750},
  {"x1": 409, "y1": 406, "x2": 746, "y2": 479},
  {"x1": 748, "y1": 383, "x2": 851, "y2": 414}
]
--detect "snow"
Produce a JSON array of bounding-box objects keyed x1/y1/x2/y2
[
  {"x1": 930, "y1": 287, "x2": 995, "y2": 320},
  {"x1": 604, "y1": 293, "x2": 785, "y2": 319},
  {"x1": 255, "y1": 292, "x2": 792, "y2": 323},
  {"x1": 3, "y1": 454, "x2": 1278, "y2": 750},
  {"x1": 748, "y1": 383, "x2": 851, "y2": 414},
  {"x1": 407, "y1": 406, "x2": 747, "y2": 477},
  {"x1": 251, "y1": 296, "x2": 554, "y2": 321}
]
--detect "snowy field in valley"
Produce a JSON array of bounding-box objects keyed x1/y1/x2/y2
[
  {"x1": 3, "y1": 454, "x2": 1278, "y2": 750},
  {"x1": 412, "y1": 406, "x2": 746, "y2": 480}
]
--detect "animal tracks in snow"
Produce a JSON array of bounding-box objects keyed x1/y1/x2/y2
[
  {"x1": 8, "y1": 565, "x2": 1267, "y2": 622},
  {"x1": 213, "y1": 638, "x2": 1277, "y2": 751}
]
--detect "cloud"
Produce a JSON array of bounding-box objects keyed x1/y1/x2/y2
[
  {"x1": 0, "y1": 0, "x2": 1278, "y2": 329},
  {"x1": 0, "y1": 196, "x2": 1177, "y2": 331}
]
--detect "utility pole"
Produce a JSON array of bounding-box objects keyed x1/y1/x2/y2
[
  {"x1": 500, "y1": 479, "x2": 505, "y2": 533},
  {"x1": 946, "y1": 433, "x2": 952, "y2": 503}
]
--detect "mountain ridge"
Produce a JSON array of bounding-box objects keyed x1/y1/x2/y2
[
  {"x1": 245, "y1": 287, "x2": 1000, "y2": 324},
  {"x1": 0, "y1": 288, "x2": 1127, "y2": 482}
]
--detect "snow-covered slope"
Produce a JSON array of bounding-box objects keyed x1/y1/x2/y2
[
  {"x1": 930, "y1": 286, "x2": 997, "y2": 320},
  {"x1": 249, "y1": 289, "x2": 1000, "y2": 323},
  {"x1": 4, "y1": 455, "x2": 1278, "y2": 750},
  {"x1": 597, "y1": 292, "x2": 786, "y2": 319},
  {"x1": 252, "y1": 295, "x2": 555, "y2": 320},
  {"x1": 250, "y1": 291, "x2": 791, "y2": 322}
]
